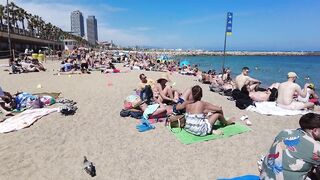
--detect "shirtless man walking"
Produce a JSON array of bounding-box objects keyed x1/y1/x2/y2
[
  {"x1": 276, "y1": 72, "x2": 314, "y2": 110},
  {"x1": 235, "y1": 67, "x2": 261, "y2": 91}
]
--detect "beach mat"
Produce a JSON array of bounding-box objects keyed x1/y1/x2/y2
[
  {"x1": 246, "y1": 101, "x2": 310, "y2": 116},
  {"x1": 169, "y1": 122, "x2": 251, "y2": 145}
]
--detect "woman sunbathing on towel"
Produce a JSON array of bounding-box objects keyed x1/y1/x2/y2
[{"x1": 176, "y1": 85, "x2": 235, "y2": 136}]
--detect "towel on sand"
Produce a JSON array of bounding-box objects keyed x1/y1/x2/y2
[
  {"x1": 169, "y1": 122, "x2": 251, "y2": 145},
  {"x1": 246, "y1": 101, "x2": 310, "y2": 116},
  {"x1": 0, "y1": 108, "x2": 59, "y2": 133}
]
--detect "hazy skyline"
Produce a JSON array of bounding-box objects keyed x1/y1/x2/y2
[{"x1": 1, "y1": 0, "x2": 319, "y2": 51}]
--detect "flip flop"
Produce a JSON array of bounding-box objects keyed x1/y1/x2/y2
[
  {"x1": 240, "y1": 115, "x2": 249, "y2": 121},
  {"x1": 136, "y1": 122, "x2": 148, "y2": 129},
  {"x1": 137, "y1": 124, "x2": 155, "y2": 132},
  {"x1": 245, "y1": 119, "x2": 252, "y2": 126}
]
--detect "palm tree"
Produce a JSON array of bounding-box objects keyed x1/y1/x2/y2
[
  {"x1": 8, "y1": 2, "x2": 18, "y2": 31},
  {"x1": 17, "y1": 7, "x2": 26, "y2": 31}
]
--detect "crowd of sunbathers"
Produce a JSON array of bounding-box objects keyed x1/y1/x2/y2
[
  {"x1": 199, "y1": 66, "x2": 319, "y2": 110},
  {"x1": 56, "y1": 47, "x2": 202, "y2": 76},
  {"x1": 121, "y1": 73, "x2": 235, "y2": 135},
  {"x1": 8, "y1": 54, "x2": 46, "y2": 74}
]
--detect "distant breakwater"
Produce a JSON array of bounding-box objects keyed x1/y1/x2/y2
[{"x1": 144, "y1": 51, "x2": 320, "y2": 56}]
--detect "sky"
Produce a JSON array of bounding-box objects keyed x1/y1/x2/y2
[{"x1": 1, "y1": 0, "x2": 320, "y2": 51}]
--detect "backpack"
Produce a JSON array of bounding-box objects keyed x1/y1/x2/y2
[
  {"x1": 235, "y1": 98, "x2": 254, "y2": 110},
  {"x1": 130, "y1": 111, "x2": 143, "y2": 119}
]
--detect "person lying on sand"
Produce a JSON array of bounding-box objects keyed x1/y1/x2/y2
[
  {"x1": 235, "y1": 67, "x2": 261, "y2": 91},
  {"x1": 246, "y1": 83, "x2": 280, "y2": 102},
  {"x1": 175, "y1": 85, "x2": 235, "y2": 136},
  {"x1": 277, "y1": 72, "x2": 314, "y2": 110}
]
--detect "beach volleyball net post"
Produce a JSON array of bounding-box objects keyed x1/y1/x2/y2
[{"x1": 222, "y1": 12, "x2": 233, "y2": 72}]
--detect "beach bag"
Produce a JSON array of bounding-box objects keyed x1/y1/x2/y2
[{"x1": 167, "y1": 114, "x2": 186, "y2": 129}]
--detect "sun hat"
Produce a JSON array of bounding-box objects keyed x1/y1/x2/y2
[
  {"x1": 308, "y1": 83, "x2": 315, "y2": 90},
  {"x1": 157, "y1": 74, "x2": 169, "y2": 83},
  {"x1": 287, "y1": 72, "x2": 298, "y2": 78}
]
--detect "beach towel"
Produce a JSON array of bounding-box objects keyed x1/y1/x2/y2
[
  {"x1": 33, "y1": 92, "x2": 61, "y2": 99},
  {"x1": 169, "y1": 122, "x2": 251, "y2": 145},
  {"x1": 143, "y1": 104, "x2": 160, "y2": 119},
  {"x1": 0, "y1": 107, "x2": 59, "y2": 133},
  {"x1": 246, "y1": 101, "x2": 310, "y2": 116}
]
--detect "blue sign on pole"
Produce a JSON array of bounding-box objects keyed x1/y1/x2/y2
[{"x1": 226, "y1": 12, "x2": 233, "y2": 35}]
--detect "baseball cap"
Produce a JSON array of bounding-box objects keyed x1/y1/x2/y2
[{"x1": 287, "y1": 72, "x2": 298, "y2": 78}]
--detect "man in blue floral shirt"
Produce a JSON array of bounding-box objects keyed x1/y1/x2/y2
[{"x1": 260, "y1": 113, "x2": 320, "y2": 180}]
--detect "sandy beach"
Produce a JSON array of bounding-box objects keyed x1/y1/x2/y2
[{"x1": 0, "y1": 61, "x2": 300, "y2": 180}]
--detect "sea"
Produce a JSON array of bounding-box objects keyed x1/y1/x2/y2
[{"x1": 178, "y1": 56, "x2": 320, "y2": 94}]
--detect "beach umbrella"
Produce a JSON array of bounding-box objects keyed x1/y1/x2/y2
[{"x1": 180, "y1": 60, "x2": 190, "y2": 67}]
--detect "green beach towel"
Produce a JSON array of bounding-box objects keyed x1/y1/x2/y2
[{"x1": 169, "y1": 122, "x2": 251, "y2": 145}]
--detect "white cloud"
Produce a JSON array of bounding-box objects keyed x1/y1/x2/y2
[
  {"x1": 98, "y1": 25, "x2": 151, "y2": 46},
  {"x1": 0, "y1": 0, "x2": 153, "y2": 46}
]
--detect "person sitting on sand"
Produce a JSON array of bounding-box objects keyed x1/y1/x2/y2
[
  {"x1": 137, "y1": 74, "x2": 155, "y2": 91},
  {"x1": 276, "y1": 72, "x2": 314, "y2": 110},
  {"x1": 176, "y1": 85, "x2": 235, "y2": 136},
  {"x1": 235, "y1": 67, "x2": 261, "y2": 91},
  {"x1": 155, "y1": 75, "x2": 179, "y2": 104},
  {"x1": 297, "y1": 83, "x2": 319, "y2": 104},
  {"x1": 260, "y1": 113, "x2": 320, "y2": 180}
]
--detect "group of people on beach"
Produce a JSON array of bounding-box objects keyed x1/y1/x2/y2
[
  {"x1": 3, "y1": 47, "x2": 320, "y2": 179},
  {"x1": 114, "y1": 51, "x2": 320, "y2": 179},
  {"x1": 200, "y1": 65, "x2": 319, "y2": 111},
  {"x1": 121, "y1": 73, "x2": 235, "y2": 135}
]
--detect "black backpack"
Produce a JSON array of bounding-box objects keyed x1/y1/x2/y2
[{"x1": 235, "y1": 98, "x2": 254, "y2": 110}]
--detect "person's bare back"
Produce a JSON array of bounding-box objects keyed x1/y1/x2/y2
[
  {"x1": 277, "y1": 81, "x2": 300, "y2": 105},
  {"x1": 235, "y1": 74, "x2": 250, "y2": 90}
]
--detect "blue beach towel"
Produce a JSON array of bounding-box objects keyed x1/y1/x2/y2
[
  {"x1": 136, "y1": 117, "x2": 155, "y2": 132},
  {"x1": 217, "y1": 175, "x2": 259, "y2": 180}
]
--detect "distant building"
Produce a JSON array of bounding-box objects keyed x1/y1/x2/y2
[
  {"x1": 70, "y1": 10, "x2": 85, "y2": 37},
  {"x1": 86, "y1": 16, "x2": 98, "y2": 45}
]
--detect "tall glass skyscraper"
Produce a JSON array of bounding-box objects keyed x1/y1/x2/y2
[
  {"x1": 70, "y1": 10, "x2": 85, "y2": 37},
  {"x1": 86, "y1": 16, "x2": 98, "y2": 45}
]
